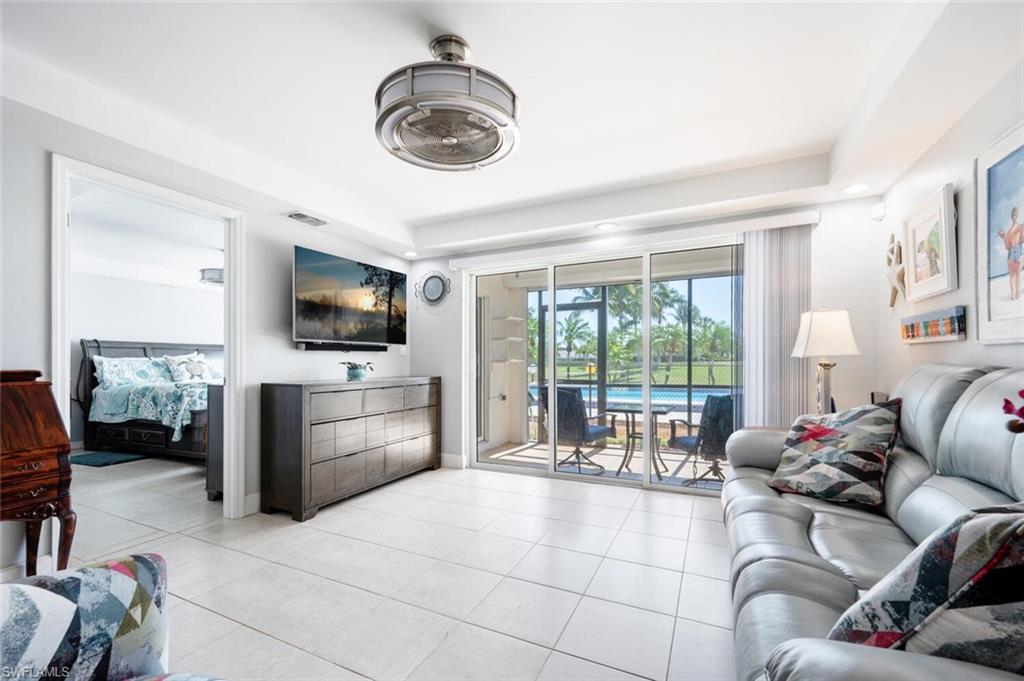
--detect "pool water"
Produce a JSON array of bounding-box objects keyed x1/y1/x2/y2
[{"x1": 529, "y1": 384, "x2": 733, "y2": 411}]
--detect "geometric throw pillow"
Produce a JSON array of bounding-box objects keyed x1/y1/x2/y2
[
  {"x1": 162, "y1": 353, "x2": 212, "y2": 383},
  {"x1": 1, "y1": 554, "x2": 171, "y2": 681},
  {"x1": 827, "y1": 502, "x2": 1024, "y2": 673},
  {"x1": 767, "y1": 399, "x2": 901, "y2": 506}
]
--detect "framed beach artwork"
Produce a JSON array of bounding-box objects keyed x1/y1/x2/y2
[
  {"x1": 977, "y1": 121, "x2": 1024, "y2": 344},
  {"x1": 903, "y1": 183, "x2": 957, "y2": 302}
]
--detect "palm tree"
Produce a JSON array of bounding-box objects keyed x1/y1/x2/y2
[
  {"x1": 557, "y1": 311, "x2": 594, "y2": 379},
  {"x1": 693, "y1": 318, "x2": 732, "y2": 384},
  {"x1": 607, "y1": 325, "x2": 640, "y2": 383}
]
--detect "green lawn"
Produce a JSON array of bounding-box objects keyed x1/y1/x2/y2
[{"x1": 533, "y1": 362, "x2": 738, "y2": 386}]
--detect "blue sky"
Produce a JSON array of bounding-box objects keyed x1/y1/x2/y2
[{"x1": 987, "y1": 144, "x2": 1024, "y2": 279}]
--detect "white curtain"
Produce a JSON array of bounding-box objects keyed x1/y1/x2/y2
[{"x1": 742, "y1": 225, "x2": 812, "y2": 427}]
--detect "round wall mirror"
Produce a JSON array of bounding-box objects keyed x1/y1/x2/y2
[{"x1": 416, "y1": 271, "x2": 450, "y2": 306}]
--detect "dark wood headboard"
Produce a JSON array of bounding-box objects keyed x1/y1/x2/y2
[{"x1": 76, "y1": 339, "x2": 224, "y2": 413}]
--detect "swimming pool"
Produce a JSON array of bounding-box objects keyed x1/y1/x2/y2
[{"x1": 529, "y1": 384, "x2": 733, "y2": 411}]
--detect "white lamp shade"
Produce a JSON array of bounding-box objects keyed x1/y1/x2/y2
[{"x1": 791, "y1": 309, "x2": 861, "y2": 358}]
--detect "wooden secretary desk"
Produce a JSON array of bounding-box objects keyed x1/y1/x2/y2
[{"x1": 1, "y1": 370, "x2": 76, "y2": 575}]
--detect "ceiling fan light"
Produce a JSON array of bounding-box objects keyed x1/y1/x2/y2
[{"x1": 374, "y1": 35, "x2": 520, "y2": 172}]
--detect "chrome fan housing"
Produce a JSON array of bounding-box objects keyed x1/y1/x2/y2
[{"x1": 374, "y1": 35, "x2": 520, "y2": 171}]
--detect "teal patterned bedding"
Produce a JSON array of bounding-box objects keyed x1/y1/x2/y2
[{"x1": 89, "y1": 381, "x2": 218, "y2": 441}]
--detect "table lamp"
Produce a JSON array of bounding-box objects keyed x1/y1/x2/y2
[{"x1": 791, "y1": 309, "x2": 861, "y2": 414}]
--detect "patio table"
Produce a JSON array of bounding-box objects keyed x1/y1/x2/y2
[{"x1": 607, "y1": 405, "x2": 673, "y2": 480}]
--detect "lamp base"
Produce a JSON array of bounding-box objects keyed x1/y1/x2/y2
[{"x1": 816, "y1": 361, "x2": 837, "y2": 414}]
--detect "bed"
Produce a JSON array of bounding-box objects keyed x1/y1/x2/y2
[{"x1": 77, "y1": 339, "x2": 224, "y2": 460}]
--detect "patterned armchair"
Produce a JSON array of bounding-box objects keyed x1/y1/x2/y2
[{"x1": 1, "y1": 553, "x2": 218, "y2": 681}]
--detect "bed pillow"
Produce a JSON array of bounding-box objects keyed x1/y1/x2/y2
[
  {"x1": 94, "y1": 356, "x2": 174, "y2": 387},
  {"x1": 203, "y1": 357, "x2": 225, "y2": 380},
  {"x1": 827, "y1": 502, "x2": 1024, "y2": 672},
  {"x1": 163, "y1": 353, "x2": 212, "y2": 383},
  {"x1": 767, "y1": 399, "x2": 901, "y2": 506}
]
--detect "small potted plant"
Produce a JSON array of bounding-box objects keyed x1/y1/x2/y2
[{"x1": 341, "y1": 361, "x2": 374, "y2": 382}]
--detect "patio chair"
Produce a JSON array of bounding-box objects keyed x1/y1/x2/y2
[
  {"x1": 540, "y1": 386, "x2": 618, "y2": 474},
  {"x1": 666, "y1": 394, "x2": 734, "y2": 485}
]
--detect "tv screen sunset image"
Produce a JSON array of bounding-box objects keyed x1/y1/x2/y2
[{"x1": 294, "y1": 246, "x2": 407, "y2": 344}]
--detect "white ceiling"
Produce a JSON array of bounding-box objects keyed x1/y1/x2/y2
[
  {"x1": 70, "y1": 179, "x2": 225, "y2": 287},
  {"x1": 4, "y1": 2, "x2": 1022, "y2": 256}
]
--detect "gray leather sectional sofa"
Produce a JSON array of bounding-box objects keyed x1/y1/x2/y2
[{"x1": 721, "y1": 364, "x2": 1024, "y2": 681}]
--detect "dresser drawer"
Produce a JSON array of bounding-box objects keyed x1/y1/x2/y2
[
  {"x1": 385, "y1": 443, "x2": 404, "y2": 476},
  {"x1": 311, "y1": 422, "x2": 335, "y2": 443},
  {"x1": 310, "y1": 390, "x2": 362, "y2": 421},
  {"x1": 310, "y1": 460, "x2": 335, "y2": 504},
  {"x1": 364, "y1": 386, "x2": 404, "y2": 412},
  {"x1": 96, "y1": 424, "x2": 130, "y2": 442},
  {"x1": 403, "y1": 408, "x2": 426, "y2": 437},
  {"x1": 335, "y1": 451, "x2": 367, "y2": 495},
  {"x1": 405, "y1": 384, "x2": 438, "y2": 408},
  {"x1": 365, "y1": 446, "x2": 386, "y2": 484},
  {"x1": 311, "y1": 439, "x2": 335, "y2": 463},
  {"x1": 402, "y1": 436, "x2": 426, "y2": 470},
  {"x1": 385, "y1": 412, "x2": 404, "y2": 442},
  {"x1": 365, "y1": 414, "x2": 386, "y2": 447},
  {"x1": 130, "y1": 427, "x2": 167, "y2": 447},
  {"x1": 4, "y1": 475, "x2": 61, "y2": 506},
  {"x1": 1, "y1": 451, "x2": 63, "y2": 483}
]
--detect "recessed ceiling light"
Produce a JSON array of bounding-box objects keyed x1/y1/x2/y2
[
  {"x1": 842, "y1": 183, "x2": 869, "y2": 195},
  {"x1": 403, "y1": 251, "x2": 418, "y2": 258},
  {"x1": 594, "y1": 222, "x2": 617, "y2": 232}
]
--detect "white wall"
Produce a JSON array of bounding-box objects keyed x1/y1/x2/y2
[
  {"x1": 876, "y1": 63, "x2": 1024, "y2": 389},
  {"x1": 810, "y1": 198, "x2": 883, "y2": 410},
  {"x1": 68, "y1": 272, "x2": 225, "y2": 441},
  {"x1": 0, "y1": 99, "x2": 410, "y2": 570},
  {"x1": 408, "y1": 259, "x2": 464, "y2": 465}
]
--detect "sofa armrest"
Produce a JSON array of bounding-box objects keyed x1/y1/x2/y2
[
  {"x1": 725, "y1": 428, "x2": 787, "y2": 471},
  {"x1": 765, "y1": 638, "x2": 1022, "y2": 681}
]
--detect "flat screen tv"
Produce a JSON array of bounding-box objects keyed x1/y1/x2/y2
[{"x1": 293, "y1": 245, "x2": 407, "y2": 345}]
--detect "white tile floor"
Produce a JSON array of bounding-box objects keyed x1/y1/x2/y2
[{"x1": 67, "y1": 459, "x2": 736, "y2": 681}]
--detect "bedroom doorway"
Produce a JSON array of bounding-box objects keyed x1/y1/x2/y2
[{"x1": 51, "y1": 156, "x2": 246, "y2": 557}]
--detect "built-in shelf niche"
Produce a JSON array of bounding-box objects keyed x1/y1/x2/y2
[{"x1": 490, "y1": 316, "x2": 527, "y2": 363}]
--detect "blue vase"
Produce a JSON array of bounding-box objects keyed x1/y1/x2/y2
[{"x1": 347, "y1": 367, "x2": 368, "y2": 382}]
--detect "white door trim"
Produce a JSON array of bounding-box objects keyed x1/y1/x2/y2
[{"x1": 50, "y1": 154, "x2": 247, "y2": 526}]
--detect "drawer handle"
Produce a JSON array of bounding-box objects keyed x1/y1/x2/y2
[
  {"x1": 14, "y1": 462, "x2": 43, "y2": 472},
  {"x1": 16, "y1": 486, "x2": 48, "y2": 499}
]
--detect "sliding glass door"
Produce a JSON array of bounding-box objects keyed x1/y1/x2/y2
[
  {"x1": 647, "y1": 246, "x2": 743, "y2": 490},
  {"x1": 472, "y1": 243, "x2": 742, "y2": 495},
  {"x1": 475, "y1": 268, "x2": 548, "y2": 470},
  {"x1": 552, "y1": 258, "x2": 643, "y2": 481}
]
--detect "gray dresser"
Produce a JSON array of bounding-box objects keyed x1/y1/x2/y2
[{"x1": 260, "y1": 376, "x2": 440, "y2": 521}]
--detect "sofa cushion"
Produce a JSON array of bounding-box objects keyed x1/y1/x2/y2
[
  {"x1": 935, "y1": 368, "x2": 1024, "y2": 501},
  {"x1": 881, "y1": 446, "x2": 933, "y2": 523},
  {"x1": 828, "y1": 502, "x2": 1024, "y2": 673},
  {"x1": 896, "y1": 475, "x2": 1015, "y2": 544},
  {"x1": 807, "y1": 512, "x2": 916, "y2": 589},
  {"x1": 768, "y1": 400, "x2": 901, "y2": 506},
  {"x1": 890, "y1": 364, "x2": 995, "y2": 467},
  {"x1": 733, "y1": 558, "x2": 858, "y2": 615},
  {"x1": 736, "y1": 593, "x2": 846, "y2": 681}
]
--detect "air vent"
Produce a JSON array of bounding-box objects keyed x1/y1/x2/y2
[{"x1": 285, "y1": 211, "x2": 328, "y2": 227}]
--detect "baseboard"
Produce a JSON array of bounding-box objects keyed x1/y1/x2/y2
[
  {"x1": 244, "y1": 492, "x2": 261, "y2": 516},
  {"x1": 441, "y1": 452, "x2": 465, "y2": 469},
  {"x1": 1, "y1": 553, "x2": 54, "y2": 580}
]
